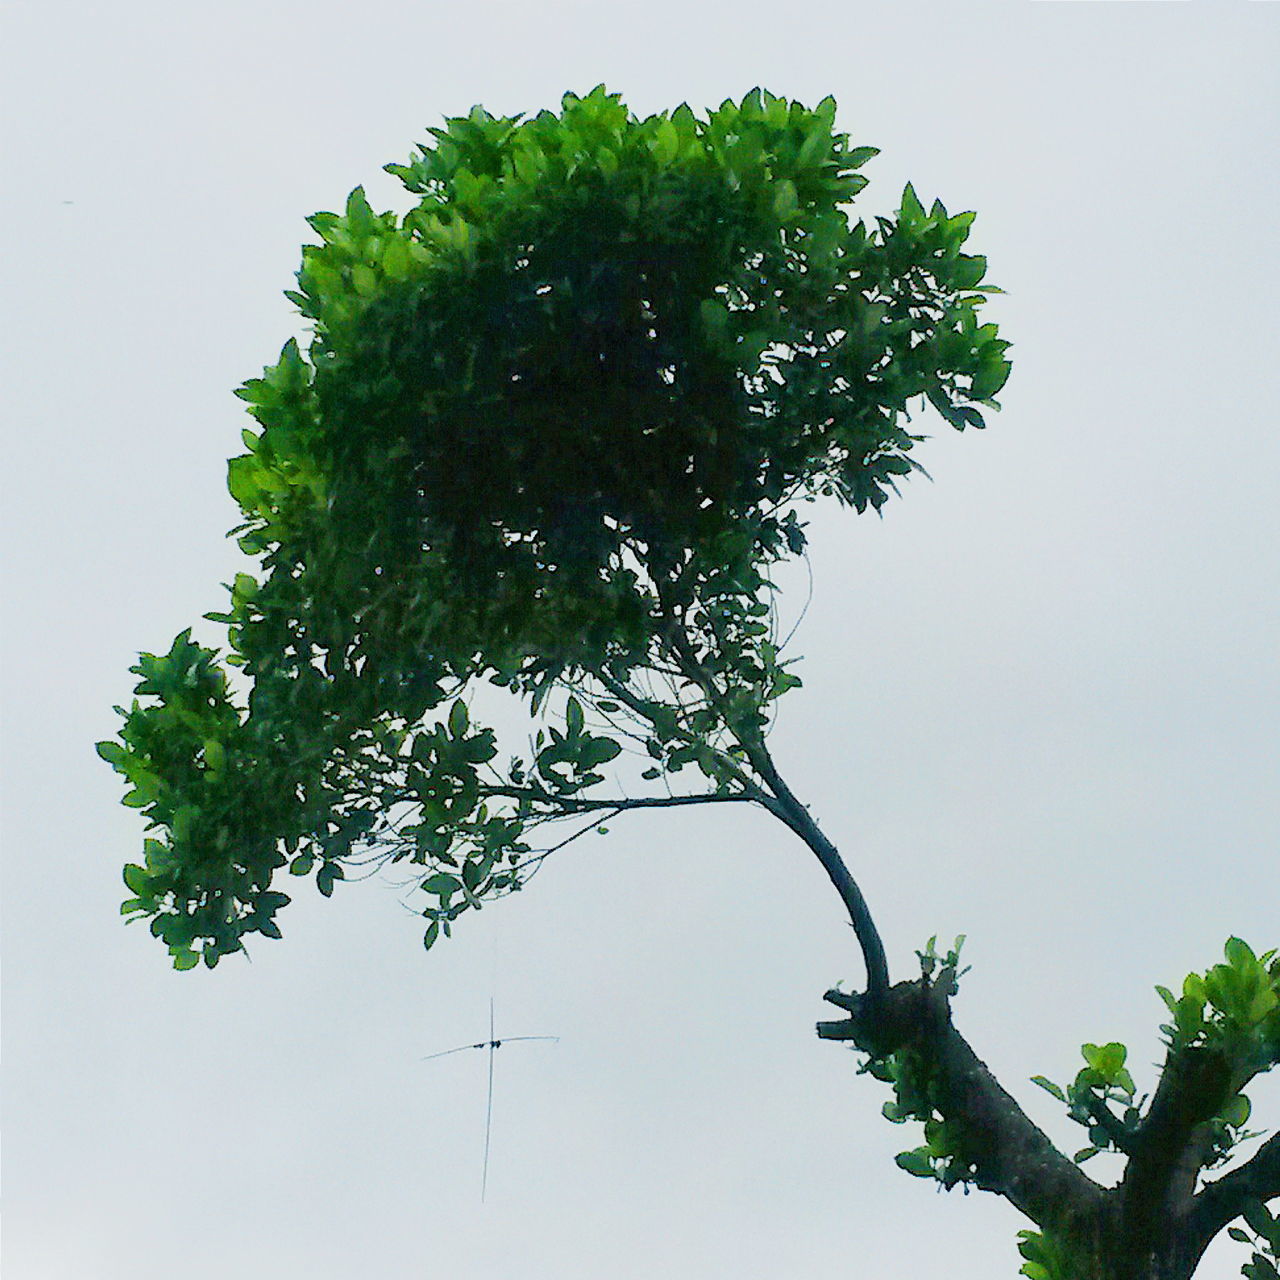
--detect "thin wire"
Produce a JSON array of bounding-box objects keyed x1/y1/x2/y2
[
  {"x1": 482, "y1": 998, "x2": 495, "y2": 1202},
  {"x1": 418, "y1": 1002, "x2": 559, "y2": 1203},
  {"x1": 418, "y1": 1034, "x2": 560, "y2": 1062}
]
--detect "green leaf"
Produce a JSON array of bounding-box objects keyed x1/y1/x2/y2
[
  {"x1": 1031, "y1": 1075, "x2": 1067, "y2": 1102},
  {"x1": 649, "y1": 118, "x2": 679, "y2": 165},
  {"x1": 316, "y1": 862, "x2": 344, "y2": 898},
  {"x1": 894, "y1": 1148, "x2": 935, "y2": 1178},
  {"x1": 772, "y1": 179, "x2": 798, "y2": 220},
  {"x1": 1221, "y1": 1094, "x2": 1252, "y2": 1128},
  {"x1": 423, "y1": 873, "x2": 461, "y2": 895},
  {"x1": 970, "y1": 357, "x2": 1011, "y2": 401},
  {"x1": 900, "y1": 182, "x2": 925, "y2": 222},
  {"x1": 1244, "y1": 1200, "x2": 1275, "y2": 1238},
  {"x1": 123, "y1": 863, "x2": 149, "y2": 895},
  {"x1": 578, "y1": 737, "x2": 622, "y2": 768},
  {"x1": 448, "y1": 699, "x2": 469, "y2": 737},
  {"x1": 382, "y1": 235, "x2": 411, "y2": 280},
  {"x1": 1226, "y1": 936, "x2": 1257, "y2": 970}
]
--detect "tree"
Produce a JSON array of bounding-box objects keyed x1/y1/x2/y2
[{"x1": 99, "y1": 88, "x2": 1278, "y2": 1278}]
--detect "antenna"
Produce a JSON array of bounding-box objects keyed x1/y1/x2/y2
[{"x1": 420, "y1": 998, "x2": 559, "y2": 1200}]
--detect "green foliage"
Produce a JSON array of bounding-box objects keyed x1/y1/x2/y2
[
  {"x1": 102, "y1": 87, "x2": 1007, "y2": 968},
  {"x1": 1156, "y1": 938, "x2": 1280, "y2": 1059},
  {"x1": 1016, "y1": 1228, "x2": 1077, "y2": 1280},
  {"x1": 1028, "y1": 940, "x2": 1280, "y2": 1177},
  {"x1": 1032, "y1": 1040, "x2": 1140, "y2": 1165},
  {"x1": 1230, "y1": 1198, "x2": 1280, "y2": 1279}
]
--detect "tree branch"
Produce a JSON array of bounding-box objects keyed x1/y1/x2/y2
[
  {"x1": 477, "y1": 785, "x2": 759, "y2": 815},
  {"x1": 1190, "y1": 1130, "x2": 1280, "y2": 1250},
  {"x1": 752, "y1": 744, "x2": 889, "y2": 1005},
  {"x1": 653, "y1": 615, "x2": 890, "y2": 1005},
  {"x1": 820, "y1": 979, "x2": 1109, "y2": 1244},
  {"x1": 1118, "y1": 1046, "x2": 1233, "y2": 1234}
]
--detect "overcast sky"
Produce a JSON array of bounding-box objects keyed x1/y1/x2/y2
[{"x1": 4, "y1": 2, "x2": 1279, "y2": 1277}]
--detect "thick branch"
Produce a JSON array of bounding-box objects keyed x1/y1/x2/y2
[
  {"x1": 1119, "y1": 1046, "x2": 1233, "y2": 1236},
  {"x1": 820, "y1": 979, "x2": 1109, "y2": 1241},
  {"x1": 1190, "y1": 1130, "x2": 1280, "y2": 1250}
]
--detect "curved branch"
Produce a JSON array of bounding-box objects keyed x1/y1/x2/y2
[
  {"x1": 653, "y1": 613, "x2": 890, "y2": 1003},
  {"x1": 752, "y1": 745, "x2": 889, "y2": 1005}
]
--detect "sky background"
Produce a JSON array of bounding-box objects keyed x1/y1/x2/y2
[{"x1": 4, "y1": 2, "x2": 1278, "y2": 1276}]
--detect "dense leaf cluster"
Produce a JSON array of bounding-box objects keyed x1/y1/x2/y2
[{"x1": 102, "y1": 88, "x2": 1007, "y2": 969}]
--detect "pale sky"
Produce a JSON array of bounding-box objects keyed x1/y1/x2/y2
[{"x1": 4, "y1": 2, "x2": 1279, "y2": 1277}]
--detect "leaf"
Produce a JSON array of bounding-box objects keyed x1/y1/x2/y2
[
  {"x1": 578, "y1": 737, "x2": 622, "y2": 768},
  {"x1": 772, "y1": 179, "x2": 798, "y2": 220},
  {"x1": 448, "y1": 699, "x2": 469, "y2": 737},
  {"x1": 122, "y1": 864, "x2": 149, "y2": 895},
  {"x1": 652, "y1": 118, "x2": 679, "y2": 165},
  {"x1": 1031, "y1": 1075, "x2": 1067, "y2": 1102},
  {"x1": 1221, "y1": 1094, "x2": 1252, "y2": 1128},
  {"x1": 95, "y1": 740, "x2": 126, "y2": 766},
  {"x1": 316, "y1": 862, "x2": 344, "y2": 898},
  {"x1": 1226, "y1": 936, "x2": 1258, "y2": 970},
  {"x1": 900, "y1": 182, "x2": 925, "y2": 222},
  {"x1": 382, "y1": 235, "x2": 411, "y2": 280},
  {"x1": 894, "y1": 1149, "x2": 935, "y2": 1178},
  {"x1": 970, "y1": 357, "x2": 1011, "y2": 401},
  {"x1": 423, "y1": 873, "x2": 461, "y2": 896},
  {"x1": 1243, "y1": 1199, "x2": 1276, "y2": 1238}
]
